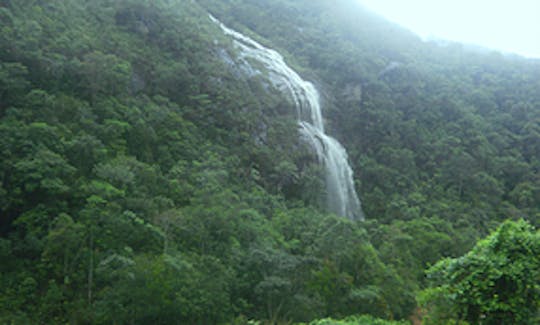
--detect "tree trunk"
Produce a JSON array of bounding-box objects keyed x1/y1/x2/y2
[{"x1": 88, "y1": 226, "x2": 94, "y2": 305}]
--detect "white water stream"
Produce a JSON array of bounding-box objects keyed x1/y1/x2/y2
[{"x1": 211, "y1": 15, "x2": 364, "y2": 220}]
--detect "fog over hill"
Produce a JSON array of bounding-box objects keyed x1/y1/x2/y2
[{"x1": 1, "y1": 0, "x2": 538, "y2": 324}]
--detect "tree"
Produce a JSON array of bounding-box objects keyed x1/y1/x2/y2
[
  {"x1": 80, "y1": 51, "x2": 131, "y2": 102},
  {"x1": 419, "y1": 219, "x2": 540, "y2": 324},
  {"x1": 0, "y1": 62, "x2": 29, "y2": 112}
]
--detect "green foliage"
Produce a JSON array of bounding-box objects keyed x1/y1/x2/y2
[
  {"x1": 419, "y1": 220, "x2": 540, "y2": 324},
  {"x1": 301, "y1": 314, "x2": 409, "y2": 325},
  {"x1": 93, "y1": 253, "x2": 234, "y2": 324},
  {"x1": 201, "y1": 0, "x2": 540, "y2": 230},
  {"x1": 0, "y1": 0, "x2": 539, "y2": 324}
]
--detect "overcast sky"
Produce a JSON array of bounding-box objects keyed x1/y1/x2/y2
[{"x1": 357, "y1": 0, "x2": 540, "y2": 58}]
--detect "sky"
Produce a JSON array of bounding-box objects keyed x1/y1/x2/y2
[{"x1": 356, "y1": 0, "x2": 540, "y2": 58}]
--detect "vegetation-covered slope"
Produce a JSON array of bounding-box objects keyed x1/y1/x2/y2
[
  {"x1": 1, "y1": 0, "x2": 538, "y2": 324},
  {"x1": 201, "y1": 0, "x2": 540, "y2": 228}
]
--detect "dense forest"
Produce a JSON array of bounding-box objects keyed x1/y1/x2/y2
[{"x1": 0, "y1": 0, "x2": 538, "y2": 324}]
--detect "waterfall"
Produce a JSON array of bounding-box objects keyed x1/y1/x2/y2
[{"x1": 211, "y1": 15, "x2": 364, "y2": 221}]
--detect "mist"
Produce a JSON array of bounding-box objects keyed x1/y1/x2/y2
[{"x1": 358, "y1": 0, "x2": 540, "y2": 58}]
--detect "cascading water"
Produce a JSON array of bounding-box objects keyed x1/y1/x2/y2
[{"x1": 211, "y1": 15, "x2": 364, "y2": 221}]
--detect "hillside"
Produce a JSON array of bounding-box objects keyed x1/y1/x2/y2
[{"x1": 0, "y1": 0, "x2": 538, "y2": 324}]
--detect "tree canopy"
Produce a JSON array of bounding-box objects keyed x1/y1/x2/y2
[
  {"x1": 0, "y1": 0, "x2": 538, "y2": 324},
  {"x1": 420, "y1": 219, "x2": 540, "y2": 324}
]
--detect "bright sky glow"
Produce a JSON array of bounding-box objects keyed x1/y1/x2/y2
[{"x1": 357, "y1": 0, "x2": 540, "y2": 58}]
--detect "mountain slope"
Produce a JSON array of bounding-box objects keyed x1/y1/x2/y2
[
  {"x1": 200, "y1": 0, "x2": 540, "y2": 228},
  {"x1": 0, "y1": 0, "x2": 539, "y2": 323}
]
